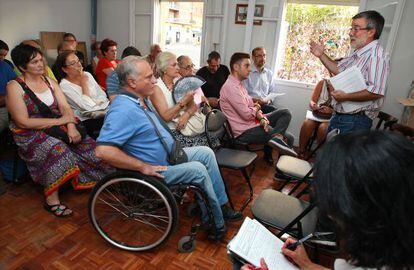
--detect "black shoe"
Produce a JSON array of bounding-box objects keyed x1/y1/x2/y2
[
  {"x1": 221, "y1": 205, "x2": 243, "y2": 222},
  {"x1": 207, "y1": 225, "x2": 227, "y2": 240}
]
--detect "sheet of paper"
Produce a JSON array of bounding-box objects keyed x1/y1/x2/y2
[
  {"x1": 263, "y1": 92, "x2": 285, "y2": 103},
  {"x1": 305, "y1": 110, "x2": 331, "y2": 122},
  {"x1": 228, "y1": 217, "x2": 298, "y2": 270},
  {"x1": 329, "y1": 66, "x2": 371, "y2": 112}
]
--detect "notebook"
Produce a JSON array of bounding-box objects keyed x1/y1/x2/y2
[{"x1": 228, "y1": 217, "x2": 298, "y2": 270}]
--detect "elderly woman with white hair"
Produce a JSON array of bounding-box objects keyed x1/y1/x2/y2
[{"x1": 149, "y1": 51, "x2": 212, "y2": 147}]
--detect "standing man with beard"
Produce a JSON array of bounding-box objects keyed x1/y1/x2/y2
[{"x1": 310, "y1": 10, "x2": 390, "y2": 134}]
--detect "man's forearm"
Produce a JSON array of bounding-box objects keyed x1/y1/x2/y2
[
  {"x1": 319, "y1": 54, "x2": 339, "y2": 75},
  {"x1": 95, "y1": 145, "x2": 146, "y2": 171},
  {"x1": 343, "y1": 89, "x2": 382, "y2": 102}
]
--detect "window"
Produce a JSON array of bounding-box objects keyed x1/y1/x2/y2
[
  {"x1": 159, "y1": 1, "x2": 204, "y2": 68},
  {"x1": 275, "y1": 3, "x2": 359, "y2": 84}
]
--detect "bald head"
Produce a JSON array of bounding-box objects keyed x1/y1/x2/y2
[{"x1": 150, "y1": 44, "x2": 162, "y2": 59}]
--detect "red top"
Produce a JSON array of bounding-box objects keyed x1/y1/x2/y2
[{"x1": 96, "y1": 58, "x2": 119, "y2": 90}]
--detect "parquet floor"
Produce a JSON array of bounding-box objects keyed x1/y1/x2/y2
[{"x1": 0, "y1": 153, "x2": 335, "y2": 270}]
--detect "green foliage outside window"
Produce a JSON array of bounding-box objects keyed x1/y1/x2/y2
[{"x1": 277, "y1": 4, "x2": 359, "y2": 84}]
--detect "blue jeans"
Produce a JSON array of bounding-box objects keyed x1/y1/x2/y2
[
  {"x1": 328, "y1": 113, "x2": 373, "y2": 134},
  {"x1": 161, "y1": 146, "x2": 227, "y2": 229}
]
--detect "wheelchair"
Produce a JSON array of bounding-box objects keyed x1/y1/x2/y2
[{"x1": 88, "y1": 170, "x2": 217, "y2": 253}]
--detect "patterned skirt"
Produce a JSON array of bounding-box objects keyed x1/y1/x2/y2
[{"x1": 11, "y1": 126, "x2": 114, "y2": 197}]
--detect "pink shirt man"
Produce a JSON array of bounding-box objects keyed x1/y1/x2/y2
[{"x1": 220, "y1": 75, "x2": 259, "y2": 137}]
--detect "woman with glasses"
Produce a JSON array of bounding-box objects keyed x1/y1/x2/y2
[
  {"x1": 150, "y1": 52, "x2": 212, "y2": 147},
  {"x1": 55, "y1": 51, "x2": 109, "y2": 139},
  {"x1": 6, "y1": 44, "x2": 113, "y2": 217}
]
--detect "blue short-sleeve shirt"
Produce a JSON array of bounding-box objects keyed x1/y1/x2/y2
[
  {"x1": 97, "y1": 91, "x2": 174, "y2": 166},
  {"x1": 0, "y1": 61, "x2": 17, "y2": 96}
]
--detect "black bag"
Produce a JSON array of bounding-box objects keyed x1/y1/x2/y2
[
  {"x1": 168, "y1": 140, "x2": 188, "y2": 165},
  {"x1": 16, "y1": 77, "x2": 87, "y2": 144}
]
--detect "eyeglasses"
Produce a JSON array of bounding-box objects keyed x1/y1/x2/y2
[
  {"x1": 65, "y1": 59, "x2": 81, "y2": 67},
  {"x1": 349, "y1": 26, "x2": 371, "y2": 32},
  {"x1": 182, "y1": 64, "x2": 195, "y2": 70}
]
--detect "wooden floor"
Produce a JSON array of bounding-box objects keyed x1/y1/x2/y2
[{"x1": 0, "y1": 153, "x2": 334, "y2": 270}]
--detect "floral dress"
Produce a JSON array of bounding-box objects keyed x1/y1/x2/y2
[{"x1": 9, "y1": 78, "x2": 113, "y2": 197}]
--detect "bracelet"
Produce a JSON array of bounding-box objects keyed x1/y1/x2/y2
[{"x1": 259, "y1": 117, "x2": 267, "y2": 123}]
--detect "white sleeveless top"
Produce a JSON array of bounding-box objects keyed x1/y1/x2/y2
[
  {"x1": 156, "y1": 78, "x2": 176, "y2": 129},
  {"x1": 35, "y1": 89, "x2": 54, "y2": 106}
]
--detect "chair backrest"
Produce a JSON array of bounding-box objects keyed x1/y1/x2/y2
[
  {"x1": 375, "y1": 111, "x2": 398, "y2": 130},
  {"x1": 205, "y1": 109, "x2": 228, "y2": 150}
]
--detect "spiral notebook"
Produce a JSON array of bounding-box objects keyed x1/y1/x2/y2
[{"x1": 227, "y1": 217, "x2": 298, "y2": 270}]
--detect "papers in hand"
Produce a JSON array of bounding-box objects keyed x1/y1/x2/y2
[
  {"x1": 263, "y1": 93, "x2": 285, "y2": 103},
  {"x1": 329, "y1": 65, "x2": 370, "y2": 113},
  {"x1": 227, "y1": 217, "x2": 298, "y2": 270}
]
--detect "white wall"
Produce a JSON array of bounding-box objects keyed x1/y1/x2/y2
[
  {"x1": 97, "y1": 0, "x2": 131, "y2": 55},
  {"x1": 0, "y1": 0, "x2": 91, "y2": 61},
  {"x1": 381, "y1": 0, "x2": 414, "y2": 120}
]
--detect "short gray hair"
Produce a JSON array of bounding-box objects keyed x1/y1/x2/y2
[
  {"x1": 177, "y1": 55, "x2": 190, "y2": 68},
  {"x1": 116, "y1": 56, "x2": 143, "y2": 87},
  {"x1": 155, "y1": 51, "x2": 176, "y2": 76}
]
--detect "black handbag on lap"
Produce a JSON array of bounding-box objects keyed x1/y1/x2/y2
[{"x1": 16, "y1": 78, "x2": 87, "y2": 144}]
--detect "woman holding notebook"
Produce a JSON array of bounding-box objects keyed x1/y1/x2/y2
[{"x1": 240, "y1": 130, "x2": 414, "y2": 270}]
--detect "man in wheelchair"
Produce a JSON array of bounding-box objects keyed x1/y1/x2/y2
[{"x1": 95, "y1": 56, "x2": 242, "y2": 240}]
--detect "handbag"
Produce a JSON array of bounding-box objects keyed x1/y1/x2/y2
[
  {"x1": 16, "y1": 78, "x2": 87, "y2": 144},
  {"x1": 312, "y1": 107, "x2": 333, "y2": 120},
  {"x1": 140, "y1": 99, "x2": 188, "y2": 165},
  {"x1": 178, "y1": 110, "x2": 206, "y2": 137}
]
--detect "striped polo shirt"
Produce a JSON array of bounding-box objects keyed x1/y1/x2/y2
[{"x1": 333, "y1": 40, "x2": 390, "y2": 119}]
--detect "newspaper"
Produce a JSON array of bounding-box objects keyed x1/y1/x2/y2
[{"x1": 228, "y1": 217, "x2": 298, "y2": 270}]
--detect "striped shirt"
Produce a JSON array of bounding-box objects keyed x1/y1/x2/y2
[{"x1": 334, "y1": 40, "x2": 390, "y2": 119}]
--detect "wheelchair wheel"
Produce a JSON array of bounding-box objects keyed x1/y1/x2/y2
[
  {"x1": 88, "y1": 171, "x2": 179, "y2": 251},
  {"x1": 177, "y1": 236, "x2": 196, "y2": 253}
]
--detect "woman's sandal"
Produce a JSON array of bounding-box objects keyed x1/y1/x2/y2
[{"x1": 44, "y1": 203, "x2": 73, "y2": 218}]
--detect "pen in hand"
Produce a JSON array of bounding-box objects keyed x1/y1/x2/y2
[{"x1": 286, "y1": 233, "x2": 314, "y2": 250}]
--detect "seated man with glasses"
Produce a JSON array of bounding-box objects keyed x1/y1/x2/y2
[
  {"x1": 95, "y1": 56, "x2": 242, "y2": 240},
  {"x1": 310, "y1": 10, "x2": 390, "y2": 134}
]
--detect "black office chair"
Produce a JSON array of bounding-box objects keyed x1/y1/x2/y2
[{"x1": 205, "y1": 109, "x2": 258, "y2": 212}]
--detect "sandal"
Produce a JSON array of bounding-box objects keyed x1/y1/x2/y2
[{"x1": 44, "y1": 203, "x2": 73, "y2": 218}]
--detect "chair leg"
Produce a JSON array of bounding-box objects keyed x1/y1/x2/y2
[
  {"x1": 239, "y1": 168, "x2": 254, "y2": 212},
  {"x1": 219, "y1": 167, "x2": 235, "y2": 210},
  {"x1": 276, "y1": 204, "x2": 316, "y2": 238}
]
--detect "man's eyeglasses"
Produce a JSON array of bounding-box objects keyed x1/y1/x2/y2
[
  {"x1": 65, "y1": 59, "x2": 81, "y2": 67},
  {"x1": 349, "y1": 26, "x2": 371, "y2": 32},
  {"x1": 181, "y1": 64, "x2": 195, "y2": 70}
]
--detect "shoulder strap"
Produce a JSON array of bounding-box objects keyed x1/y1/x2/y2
[
  {"x1": 15, "y1": 78, "x2": 55, "y2": 118},
  {"x1": 120, "y1": 94, "x2": 174, "y2": 155}
]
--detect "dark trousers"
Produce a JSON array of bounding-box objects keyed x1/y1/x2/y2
[{"x1": 236, "y1": 108, "x2": 292, "y2": 157}]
